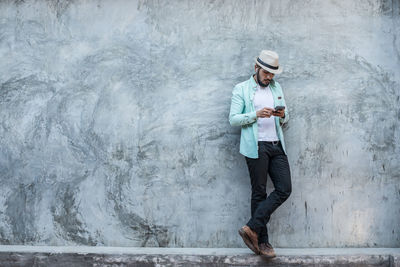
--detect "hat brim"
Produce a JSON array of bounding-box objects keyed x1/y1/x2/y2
[{"x1": 254, "y1": 57, "x2": 283, "y2": 74}]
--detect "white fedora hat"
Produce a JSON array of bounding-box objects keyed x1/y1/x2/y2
[{"x1": 254, "y1": 50, "x2": 283, "y2": 74}]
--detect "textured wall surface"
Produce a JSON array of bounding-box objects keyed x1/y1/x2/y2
[{"x1": 0, "y1": 0, "x2": 399, "y2": 248}]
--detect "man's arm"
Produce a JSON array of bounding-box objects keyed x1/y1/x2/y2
[
  {"x1": 229, "y1": 86, "x2": 257, "y2": 127},
  {"x1": 279, "y1": 91, "x2": 289, "y2": 126}
]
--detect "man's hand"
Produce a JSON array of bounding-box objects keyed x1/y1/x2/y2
[
  {"x1": 256, "y1": 107, "x2": 275, "y2": 118},
  {"x1": 272, "y1": 108, "x2": 285, "y2": 118}
]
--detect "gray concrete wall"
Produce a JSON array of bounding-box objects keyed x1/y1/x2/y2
[{"x1": 0, "y1": 0, "x2": 399, "y2": 248}]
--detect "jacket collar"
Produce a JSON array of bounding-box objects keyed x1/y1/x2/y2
[{"x1": 249, "y1": 75, "x2": 275, "y2": 90}]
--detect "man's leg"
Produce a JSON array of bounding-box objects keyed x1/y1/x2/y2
[
  {"x1": 247, "y1": 143, "x2": 292, "y2": 235},
  {"x1": 245, "y1": 143, "x2": 269, "y2": 244}
]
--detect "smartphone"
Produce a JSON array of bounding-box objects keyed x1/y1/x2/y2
[{"x1": 274, "y1": 106, "x2": 285, "y2": 111}]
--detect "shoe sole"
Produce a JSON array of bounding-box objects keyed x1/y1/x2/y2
[
  {"x1": 238, "y1": 228, "x2": 260, "y2": 255},
  {"x1": 260, "y1": 252, "x2": 276, "y2": 258}
]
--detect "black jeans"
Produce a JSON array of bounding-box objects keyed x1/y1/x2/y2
[{"x1": 245, "y1": 141, "x2": 292, "y2": 244}]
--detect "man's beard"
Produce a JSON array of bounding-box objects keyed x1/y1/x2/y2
[{"x1": 257, "y1": 68, "x2": 271, "y2": 87}]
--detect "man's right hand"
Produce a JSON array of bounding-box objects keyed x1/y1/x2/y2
[{"x1": 256, "y1": 107, "x2": 275, "y2": 118}]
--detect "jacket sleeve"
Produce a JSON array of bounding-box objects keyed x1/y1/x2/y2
[
  {"x1": 279, "y1": 88, "x2": 289, "y2": 126},
  {"x1": 229, "y1": 85, "x2": 257, "y2": 127}
]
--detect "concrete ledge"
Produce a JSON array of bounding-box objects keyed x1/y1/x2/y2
[{"x1": 0, "y1": 246, "x2": 398, "y2": 266}]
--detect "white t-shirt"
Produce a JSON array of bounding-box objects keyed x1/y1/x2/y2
[{"x1": 253, "y1": 85, "x2": 279, "y2": 141}]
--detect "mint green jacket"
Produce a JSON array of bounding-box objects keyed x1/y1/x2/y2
[{"x1": 229, "y1": 76, "x2": 289, "y2": 159}]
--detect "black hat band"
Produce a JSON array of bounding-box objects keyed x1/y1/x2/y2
[{"x1": 257, "y1": 57, "x2": 279, "y2": 70}]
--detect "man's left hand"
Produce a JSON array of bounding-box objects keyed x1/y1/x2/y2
[{"x1": 272, "y1": 108, "x2": 285, "y2": 118}]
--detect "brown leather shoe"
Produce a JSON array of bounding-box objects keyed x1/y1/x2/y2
[
  {"x1": 238, "y1": 225, "x2": 259, "y2": 254},
  {"x1": 259, "y1": 242, "x2": 276, "y2": 258}
]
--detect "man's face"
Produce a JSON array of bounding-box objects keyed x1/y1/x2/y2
[{"x1": 255, "y1": 65, "x2": 275, "y2": 87}]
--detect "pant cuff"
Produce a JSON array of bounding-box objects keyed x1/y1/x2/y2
[
  {"x1": 258, "y1": 237, "x2": 269, "y2": 244},
  {"x1": 246, "y1": 220, "x2": 259, "y2": 234}
]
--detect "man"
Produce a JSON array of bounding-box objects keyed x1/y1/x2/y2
[{"x1": 229, "y1": 50, "x2": 292, "y2": 257}]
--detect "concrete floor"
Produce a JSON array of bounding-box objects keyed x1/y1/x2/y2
[{"x1": 0, "y1": 246, "x2": 398, "y2": 266}]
